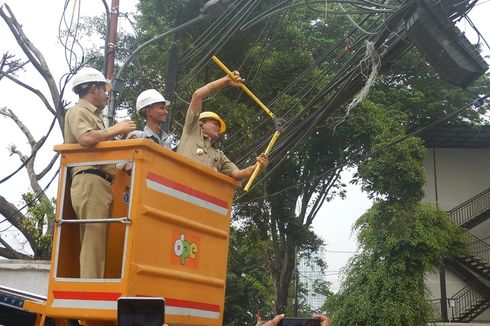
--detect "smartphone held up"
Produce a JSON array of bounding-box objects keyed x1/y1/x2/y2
[
  {"x1": 278, "y1": 317, "x2": 321, "y2": 326},
  {"x1": 117, "y1": 297, "x2": 165, "y2": 326}
]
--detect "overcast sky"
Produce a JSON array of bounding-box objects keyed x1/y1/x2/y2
[{"x1": 1, "y1": 0, "x2": 489, "y2": 294}]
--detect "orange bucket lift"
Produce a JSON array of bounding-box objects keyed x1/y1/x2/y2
[{"x1": 22, "y1": 139, "x2": 240, "y2": 325}]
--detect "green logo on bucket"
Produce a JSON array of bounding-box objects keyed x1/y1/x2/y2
[{"x1": 173, "y1": 234, "x2": 198, "y2": 265}]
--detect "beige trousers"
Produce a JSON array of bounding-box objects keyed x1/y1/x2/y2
[{"x1": 71, "y1": 173, "x2": 113, "y2": 278}]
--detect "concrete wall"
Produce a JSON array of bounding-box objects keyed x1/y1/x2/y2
[
  {"x1": 0, "y1": 259, "x2": 50, "y2": 296},
  {"x1": 423, "y1": 147, "x2": 490, "y2": 211},
  {"x1": 426, "y1": 269, "x2": 468, "y2": 299}
]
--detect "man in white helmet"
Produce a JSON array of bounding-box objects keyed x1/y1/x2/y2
[
  {"x1": 177, "y1": 71, "x2": 268, "y2": 181},
  {"x1": 64, "y1": 67, "x2": 136, "y2": 278},
  {"x1": 126, "y1": 89, "x2": 172, "y2": 148}
]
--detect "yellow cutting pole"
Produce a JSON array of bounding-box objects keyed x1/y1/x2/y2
[
  {"x1": 243, "y1": 131, "x2": 280, "y2": 191},
  {"x1": 212, "y1": 56, "x2": 275, "y2": 119},
  {"x1": 211, "y1": 55, "x2": 281, "y2": 192}
]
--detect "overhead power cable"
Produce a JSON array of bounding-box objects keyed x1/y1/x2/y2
[
  {"x1": 169, "y1": 0, "x2": 483, "y2": 197},
  {"x1": 240, "y1": 0, "x2": 398, "y2": 32},
  {"x1": 223, "y1": 0, "x2": 299, "y2": 150},
  {"x1": 171, "y1": 0, "x2": 390, "y2": 173},
  {"x1": 179, "y1": 0, "x2": 264, "y2": 89},
  {"x1": 234, "y1": 39, "x2": 372, "y2": 176},
  {"x1": 60, "y1": 0, "x2": 84, "y2": 69},
  {"x1": 180, "y1": 0, "x2": 245, "y2": 64},
  {"x1": 464, "y1": 15, "x2": 490, "y2": 53},
  {"x1": 232, "y1": 2, "x2": 416, "y2": 188},
  {"x1": 224, "y1": 12, "x2": 383, "y2": 162},
  {"x1": 237, "y1": 94, "x2": 490, "y2": 203},
  {"x1": 237, "y1": 0, "x2": 289, "y2": 90}
]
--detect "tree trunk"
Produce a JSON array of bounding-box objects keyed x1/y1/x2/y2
[{"x1": 270, "y1": 242, "x2": 297, "y2": 314}]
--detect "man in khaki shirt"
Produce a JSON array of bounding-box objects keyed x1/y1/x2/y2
[
  {"x1": 64, "y1": 67, "x2": 136, "y2": 278},
  {"x1": 177, "y1": 71, "x2": 268, "y2": 181}
]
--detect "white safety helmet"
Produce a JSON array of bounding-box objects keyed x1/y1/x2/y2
[
  {"x1": 136, "y1": 89, "x2": 171, "y2": 114},
  {"x1": 72, "y1": 67, "x2": 112, "y2": 93}
]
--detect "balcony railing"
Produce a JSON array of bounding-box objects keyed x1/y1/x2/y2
[
  {"x1": 466, "y1": 235, "x2": 490, "y2": 266},
  {"x1": 449, "y1": 278, "x2": 490, "y2": 321},
  {"x1": 449, "y1": 188, "x2": 490, "y2": 226}
]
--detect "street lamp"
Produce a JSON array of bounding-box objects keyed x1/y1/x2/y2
[{"x1": 107, "y1": 0, "x2": 236, "y2": 124}]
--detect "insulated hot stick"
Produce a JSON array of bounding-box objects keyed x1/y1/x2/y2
[{"x1": 211, "y1": 55, "x2": 284, "y2": 191}]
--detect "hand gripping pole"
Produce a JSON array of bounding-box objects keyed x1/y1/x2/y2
[{"x1": 211, "y1": 55, "x2": 282, "y2": 191}]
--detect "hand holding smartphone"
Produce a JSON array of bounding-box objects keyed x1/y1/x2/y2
[
  {"x1": 117, "y1": 297, "x2": 165, "y2": 326},
  {"x1": 277, "y1": 317, "x2": 321, "y2": 326}
]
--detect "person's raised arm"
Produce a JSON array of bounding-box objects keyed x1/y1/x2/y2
[
  {"x1": 189, "y1": 71, "x2": 244, "y2": 115},
  {"x1": 79, "y1": 119, "x2": 136, "y2": 147}
]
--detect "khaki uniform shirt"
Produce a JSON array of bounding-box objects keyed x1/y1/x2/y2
[
  {"x1": 64, "y1": 99, "x2": 115, "y2": 178},
  {"x1": 177, "y1": 105, "x2": 238, "y2": 176}
]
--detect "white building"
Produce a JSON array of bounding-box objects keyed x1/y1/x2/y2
[
  {"x1": 421, "y1": 125, "x2": 490, "y2": 323},
  {"x1": 298, "y1": 251, "x2": 327, "y2": 311}
]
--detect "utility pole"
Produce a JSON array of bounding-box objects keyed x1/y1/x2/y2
[
  {"x1": 163, "y1": 7, "x2": 180, "y2": 133},
  {"x1": 105, "y1": 0, "x2": 120, "y2": 80},
  {"x1": 103, "y1": 0, "x2": 120, "y2": 126}
]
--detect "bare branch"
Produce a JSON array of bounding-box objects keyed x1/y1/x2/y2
[
  {"x1": 0, "y1": 194, "x2": 37, "y2": 247},
  {"x1": 0, "y1": 52, "x2": 25, "y2": 82},
  {"x1": 0, "y1": 4, "x2": 63, "y2": 127},
  {"x1": 0, "y1": 195, "x2": 25, "y2": 231},
  {"x1": 0, "y1": 107, "x2": 52, "y2": 204},
  {"x1": 305, "y1": 169, "x2": 342, "y2": 226},
  {"x1": 0, "y1": 107, "x2": 36, "y2": 147},
  {"x1": 0, "y1": 236, "x2": 32, "y2": 260},
  {"x1": 5, "y1": 74, "x2": 56, "y2": 115},
  {"x1": 1, "y1": 5, "x2": 55, "y2": 80},
  {"x1": 37, "y1": 153, "x2": 60, "y2": 180},
  {"x1": 0, "y1": 4, "x2": 65, "y2": 260},
  {"x1": 8, "y1": 145, "x2": 28, "y2": 162}
]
